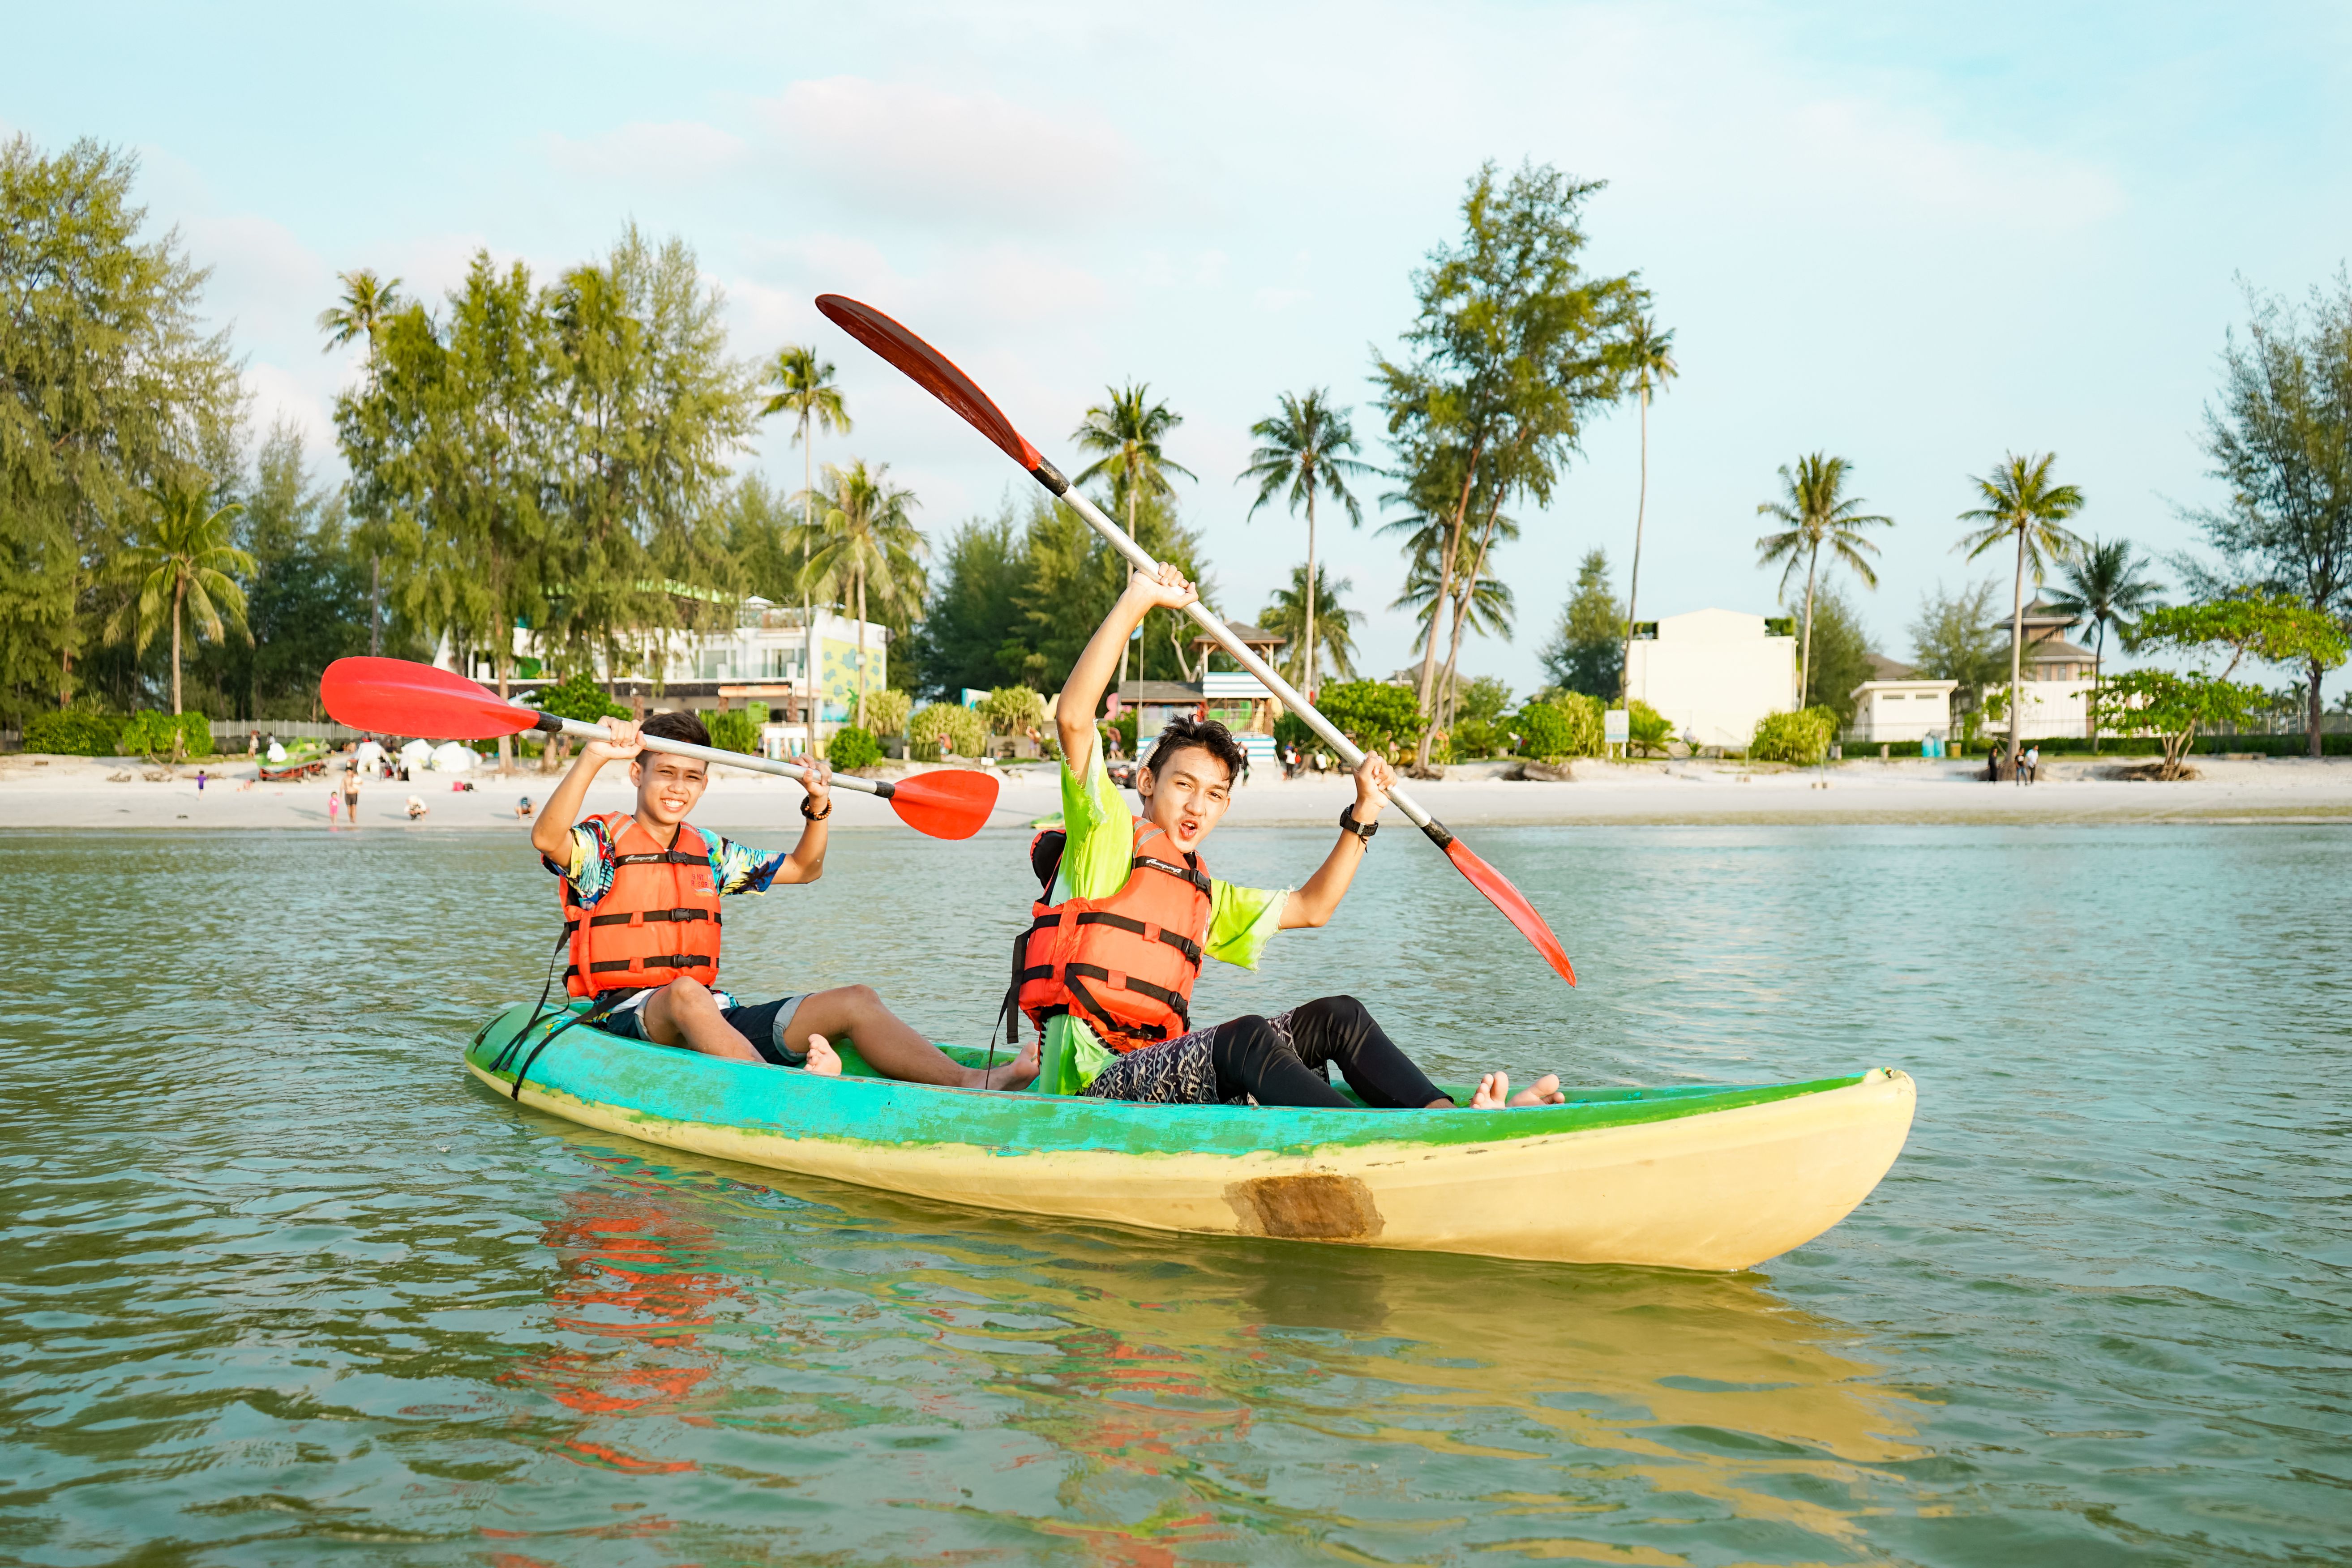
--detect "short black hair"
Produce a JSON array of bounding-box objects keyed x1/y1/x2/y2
[
  {"x1": 641, "y1": 710, "x2": 711, "y2": 749},
  {"x1": 1143, "y1": 716, "x2": 1245, "y2": 785}
]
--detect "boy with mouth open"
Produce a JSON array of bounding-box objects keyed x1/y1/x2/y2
[
  {"x1": 532, "y1": 709, "x2": 1037, "y2": 1089},
  {"x1": 1014, "y1": 563, "x2": 1562, "y2": 1110}
]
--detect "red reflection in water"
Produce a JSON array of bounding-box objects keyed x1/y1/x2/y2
[{"x1": 502, "y1": 1184, "x2": 745, "y2": 1474}]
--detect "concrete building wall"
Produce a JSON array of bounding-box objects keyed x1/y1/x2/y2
[{"x1": 1624, "y1": 609, "x2": 1800, "y2": 751}]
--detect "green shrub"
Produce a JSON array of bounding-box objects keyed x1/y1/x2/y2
[
  {"x1": 24, "y1": 709, "x2": 126, "y2": 756},
  {"x1": 827, "y1": 725, "x2": 882, "y2": 771},
  {"x1": 1319, "y1": 680, "x2": 1424, "y2": 755},
  {"x1": 862, "y1": 688, "x2": 911, "y2": 737},
  {"x1": 980, "y1": 685, "x2": 1047, "y2": 737},
  {"x1": 705, "y1": 709, "x2": 758, "y2": 755},
  {"x1": 1272, "y1": 711, "x2": 1314, "y2": 753},
  {"x1": 1751, "y1": 706, "x2": 1839, "y2": 764},
  {"x1": 1512, "y1": 693, "x2": 1603, "y2": 762},
  {"x1": 118, "y1": 711, "x2": 210, "y2": 761},
  {"x1": 532, "y1": 669, "x2": 628, "y2": 723},
  {"x1": 908, "y1": 702, "x2": 988, "y2": 759},
  {"x1": 1625, "y1": 700, "x2": 1673, "y2": 757}
]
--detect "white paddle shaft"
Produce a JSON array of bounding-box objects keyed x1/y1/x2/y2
[
  {"x1": 1042, "y1": 477, "x2": 1440, "y2": 834},
  {"x1": 535, "y1": 711, "x2": 888, "y2": 798}
]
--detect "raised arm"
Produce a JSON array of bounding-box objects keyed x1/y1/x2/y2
[
  {"x1": 530, "y1": 719, "x2": 640, "y2": 858},
  {"x1": 1057, "y1": 562, "x2": 1197, "y2": 767},
  {"x1": 1280, "y1": 752, "x2": 1393, "y2": 929}
]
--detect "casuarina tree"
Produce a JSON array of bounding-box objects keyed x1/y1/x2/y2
[
  {"x1": 2188, "y1": 274, "x2": 2352, "y2": 756},
  {"x1": 1238, "y1": 389, "x2": 1369, "y2": 699},
  {"x1": 1958, "y1": 453, "x2": 2086, "y2": 772}
]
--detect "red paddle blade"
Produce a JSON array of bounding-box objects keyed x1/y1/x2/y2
[
  {"x1": 1444, "y1": 838, "x2": 1577, "y2": 987},
  {"x1": 815, "y1": 295, "x2": 1043, "y2": 471},
  {"x1": 885, "y1": 768, "x2": 999, "y2": 841},
  {"x1": 321, "y1": 657, "x2": 537, "y2": 741}
]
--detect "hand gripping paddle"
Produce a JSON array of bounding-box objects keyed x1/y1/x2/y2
[
  {"x1": 815, "y1": 294, "x2": 1575, "y2": 986},
  {"x1": 319, "y1": 656, "x2": 999, "y2": 841}
]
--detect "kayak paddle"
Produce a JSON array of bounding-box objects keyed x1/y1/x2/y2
[
  {"x1": 319, "y1": 656, "x2": 999, "y2": 841},
  {"x1": 814, "y1": 294, "x2": 1576, "y2": 986}
]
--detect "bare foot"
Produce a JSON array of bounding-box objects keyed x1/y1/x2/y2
[
  {"x1": 966, "y1": 1035, "x2": 1039, "y2": 1091},
  {"x1": 802, "y1": 1034, "x2": 842, "y2": 1077},
  {"x1": 1470, "y1": 1072, "x2": 1510, "y2": 1109},
  {"x1": 1508, "y1": 1073, "x2": 1564, "y2": 1107}
]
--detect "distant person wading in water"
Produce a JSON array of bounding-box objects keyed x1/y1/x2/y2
[{"x1": 1009, "y1": 562, "x2": 1563, "y2": 1111}]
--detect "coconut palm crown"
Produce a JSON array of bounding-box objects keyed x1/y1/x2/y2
[
  {"x1": 762, "y1": 346, "x2": 853, "y2": 735},
  {"x1": 792, "y1": 460, "x2": 925, "y2": 730},
  {"x1": 2041, "y1": 534, "x2": 2159, "y2": 748}
]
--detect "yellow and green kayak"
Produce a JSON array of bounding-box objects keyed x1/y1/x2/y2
[{"x1": 466, "y1": 1001, "x2": 1915, "y2": 1272}]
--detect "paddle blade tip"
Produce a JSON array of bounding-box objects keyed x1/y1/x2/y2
[
  {"x1": 814, "y1": 294, "x2": 1041, "y2": 470},
  {"x1": 318, "y1": 656, "x2": 536, "y2": 741},
  {"x1": 1444, "y1": 837, "x2": 1577, "y2": 987},
  {"x1": 886, "y1": 766, "x2": 1001, "y2": 840}
]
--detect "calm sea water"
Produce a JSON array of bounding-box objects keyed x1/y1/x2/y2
[{"x1": 4, "y1": 819, "x2": 2347, "y2": 1566}]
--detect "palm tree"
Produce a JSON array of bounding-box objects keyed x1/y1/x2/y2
[
  {"x1": 1237, "y1": 389, "x2": 1370, "y2": 698},
  {"x1": 316, "y1": 269, "x2": 404, "y2": 364},
  {"x1": 111, "y1": 483, "x2": 253, "y2": 717},
  {"x1": 2038, "y1": 536, "x2": 2155, "y2": 751},
  {"x1": 1754, "y1": 453, "x2": 1892, "y2": 706},
  {"x1": 1260, "y1": 564, "x2": 1363, "y2": 686},
  {"x1": 1617, "y1": 314, "x2": 1678, "y2": 702},
  {"x1": 762, "y1": 346, "x2": 852, "y2": 742},
  {"x1": 1394, "y1": 531, "x2": 1515, "y2": 726},
  {"x1": 318, "y1": 269, "x2": 404, "y2": 653},
  {"x1": 794, "y1": 461, "x2": 926, "y2": 729},
  {"x1": 1073, "y1": 383, "x2": 1194, "y2": 693},
  {"x1": 1958, "y1": 453, "x2": 2087, "y2": 770}
]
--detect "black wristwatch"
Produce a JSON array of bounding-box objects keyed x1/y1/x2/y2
[
  {"x1": 801, "y1": 796, "x2": 831, "y2": 821},
  {"x1": 1339, "y1": 804, "x2": 1378, "y2": 843}
]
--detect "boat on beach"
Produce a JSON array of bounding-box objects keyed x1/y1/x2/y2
[{"x1": 465, "y1": 1000, "x2": 1915, "y2": 1272}]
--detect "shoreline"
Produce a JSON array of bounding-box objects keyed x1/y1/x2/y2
[{"x1": 3, "y1": 752, "x2": 2348, "y2": 831}]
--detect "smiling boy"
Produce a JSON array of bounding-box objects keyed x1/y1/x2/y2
[
  {"x1": 532, "y1": 709, "x2": 1036, "y2": 1089},
  {"x1": 1014, "y1": 564, "x2": 1559, "y2": 1110}
]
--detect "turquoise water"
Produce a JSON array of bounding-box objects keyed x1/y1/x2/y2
[{"x1": 4, "y1": 821, "x2": 2347, "y2": 1565}]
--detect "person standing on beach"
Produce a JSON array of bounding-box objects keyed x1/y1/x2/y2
[
  {"x1": 343, "y1": 757, "x2": 363, "y2": 820},
  {"x1": 2024, "y1": 743, "x2": 2040, "y2": 784}
]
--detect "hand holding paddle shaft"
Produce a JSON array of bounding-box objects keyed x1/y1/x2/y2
[
  {"x1": 814, "y1": 294, "x2": 1575, "y2": 984},
  {"x1": 319, "y1": 657, "x2": 998, "y2": 840}
]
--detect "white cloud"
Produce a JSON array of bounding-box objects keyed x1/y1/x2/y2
[
  {"x1": 545, "y1": 119, "x2": 748, "y2": 183},
  {"x1": 752, "y1": 76, "x2": 1138, "y2": 223}
]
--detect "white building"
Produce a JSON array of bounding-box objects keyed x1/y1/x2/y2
[
  {"x1": 1624, "y1": 608, "x2": 1800, "y2": 751},
  {"x1": 1848, "y1": 654, "x2": 1959, "y2": 743}
]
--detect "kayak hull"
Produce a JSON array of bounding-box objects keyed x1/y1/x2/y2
[{"x1": 465, "y1": 1003, "x2": 1914, "y2": 1271}]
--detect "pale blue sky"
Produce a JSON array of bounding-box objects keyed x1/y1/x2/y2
[{"x1": 7, "y1": 0, "x2": 2347, "y2": 692}]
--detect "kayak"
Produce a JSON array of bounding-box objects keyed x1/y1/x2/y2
[{"x1": 465, "y1": 1001, "x2": 1915, "y2": 1271}]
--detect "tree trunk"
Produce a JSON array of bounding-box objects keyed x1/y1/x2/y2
[
  {"x1": 1414, "y1": 447, "x2": 1482, "y2": 765},
  {"x1": 2088, "y1": 624, "x2": 2104, "y2": 752},
  {"x1": 1304, "y1": 485, "x2": 1317, "y2": 701},
  {"x1": 368, "y1": 555, "x2": 382, "y2": 657},
  {"x1": 1799, "y1": 544, "x2": 1819, "y2": 709},
  {"x1": 803, "y1": 414, "x2": 818, "y2": 755},
  {"x1": 855, "y1": 568, "x2": 868, "y2": 730},
  {"x1": 2007, "y1": 526, "x2": 2028, "y2": 772},
  {"x1": 2310, "y1": 654, "x2": 2327, "y2": 757},
  {"x1": 1620, "y1": 384, "x2": 1649, "y2": 705},
  {"x1": 171, "y1": 577, "x2": 186, "y2": 716},
  {"x1": 1118, "y1": 484, "x2": 1135, "y2": 700},
  {"x1": 496, "y1": 644, "x2": 513, "y2": 775},
  {"x1": 1441, "y1": 513, "x2": 1500, "y2": 732}
]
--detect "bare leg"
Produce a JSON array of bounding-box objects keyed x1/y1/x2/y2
[
  {"x1": 784, "y1": 984, "x2": 1038, "y2": 1091},
  {"x1": 642, "y1": 978, "x2": 761, "y2": 1062}
]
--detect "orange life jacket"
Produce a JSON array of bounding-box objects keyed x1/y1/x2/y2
[
  {"x1": 1014, "y1": 818, "x2": 1213, "y2": 1051},
  {"x1": 561, "y1": 813, "x2": 723, "y2": 998}
]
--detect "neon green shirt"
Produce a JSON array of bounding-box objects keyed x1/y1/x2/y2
[{"x1": 1036, "y1": 736, "x2": 1289, "y2": 1094}]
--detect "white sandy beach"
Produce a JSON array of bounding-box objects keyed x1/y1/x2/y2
[{"x1": 4, "y1": 751, "x2": 2348, "y2": 831}]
